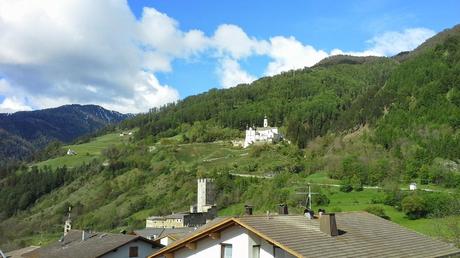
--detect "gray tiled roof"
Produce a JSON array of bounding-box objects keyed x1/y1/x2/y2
[
  {"x1": 151, "y1": 212, "x2": 460, "y2": 258},
  {"x1": 134, "y1": 227, "x2": 196, "y2": 240},
  {"x1": 147, "y1": 212, "x2": 189, "y2": 220},
  {"x1": 237, "y1": 212, "x2": 460, "y2": 258},
  {"x1": 4, "y1": 246, "x2": 39, "y2": 258},
  {"x1": 23, "y1": 230, "x2": 162, "y2": 258}
]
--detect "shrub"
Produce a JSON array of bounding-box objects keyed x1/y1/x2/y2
[
  {"x1": 313, "y1": 193, "x2": 330, "y2": 206},
  {"x1": 402, "y1": 194, "x2": 428, "y2": 219},
  {"x1": 365, "y1": 206, "x2": 390, "y2": 220},
  {"x1": 340, "y1": 181, "x2": 353, "y2": 192},
  {"x1": 351, "y1": 174, "x2": 363, "y2": 191}
]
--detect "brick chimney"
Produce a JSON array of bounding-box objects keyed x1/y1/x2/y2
[
  {"x1": 244, "y1": 205, "x2": 253, "y2": 215},
  {"x1": 320, "y1": 213, "x2": 338, "y2": 236},
  {"x1": 278, "y1": 204, "x2": 288, "y2": 215}
]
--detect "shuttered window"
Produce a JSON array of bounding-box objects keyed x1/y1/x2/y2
[{"x1": 129, "y1": 246, "x2": 139, "y2": 257}]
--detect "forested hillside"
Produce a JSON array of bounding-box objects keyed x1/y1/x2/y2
[
  {"x1": 1, "y1": 25, "x2": 460, "y2": 251},
  {"x1": 128, "y1": 56, "x2": 396, "y2": 147},
  {"x1": 0, "y1": 104, "x2": 129, "y2": 166}
]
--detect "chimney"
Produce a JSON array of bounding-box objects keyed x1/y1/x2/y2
[
  {"x1": 244, "y1": 205, "x2": 253, "y2": 215},
  {"x1": 81, "y1": 230, "x2": 91, "y2": 241},
  {"x1": 278, "y1": 204, "x2": 288, "y2": 215},
  {"x1": 190, "y1": 205, "x2": 197, "y2": 213},
  {"x1": 320, "y1": 213, "x2": 338, "y2": 236}
]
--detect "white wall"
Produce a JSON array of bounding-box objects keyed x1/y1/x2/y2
[
  {"x1": 102, "y1": 240, "x2": 160, "y2": 258},
  {"x1": 172, "y1": 225, "x2": 296, "y2": 258},
  {"x1": 160, "y1": 236, "x2": 175, "y2": 246}
]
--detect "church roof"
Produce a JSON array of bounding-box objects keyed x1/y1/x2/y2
[{"x1": 255, "y1": 127, "x2": 278, "y2": 130}]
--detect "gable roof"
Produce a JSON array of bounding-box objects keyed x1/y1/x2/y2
[
  {"x1": 147, "y1": 212, "x2": 189, "y2": 220},
  {"x1": 4, "y1": 246, "x2": 39, "y2": 258},
  {"x1": 23, "y1": 230, "x2": 162, "y2": 258},
  {"x1": 149, "y1": 212, "x2": 460, "y2": 258},
  {"x1": 134, "y1": 227, "x2": 196, "y2": 240}
]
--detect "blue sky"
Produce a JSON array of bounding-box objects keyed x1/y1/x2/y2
[
  {"x1": 127, "y1": 0, "x2": 460, "y2": 97},
  {"x1": 0, "y1": 0, "x2": 459, "y2": 113}
]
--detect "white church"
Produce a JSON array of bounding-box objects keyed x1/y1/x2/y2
[{"x1": 243, "y1": 116, "x2": 282, "y2": 148}]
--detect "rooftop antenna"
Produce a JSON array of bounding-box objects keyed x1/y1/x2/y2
[{"x1": 296, "y1": 183, "x2": 319, "y2": 210}]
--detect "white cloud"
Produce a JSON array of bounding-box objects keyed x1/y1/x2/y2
[
  {"x1": 0, "y1": 0, "x2": 192, "y2": 113},
  {"x1": 265, "y1": 36, "x2": 329, "y2": 75},
  {"x1": 330, "y1": 28, "x2": 435, "y2": 57},
  {"x1": 139, "y1": 7, "x2": 209, "y2": 63},
  {"x1": 0, "y1": 97, "x2": 32, "y2": 113},
  {"x1": 212, "y1": 24, "x2": 269, "y2": 59},
  {"x1": 217, "y1": 58, "x2": 256, "y2": 88},
  {"x1": 367, "y1": 28, "x2": 435, "y2": 56},
  {"x1": 0, "y1": 79, "x2": 11, "y2": 93}
]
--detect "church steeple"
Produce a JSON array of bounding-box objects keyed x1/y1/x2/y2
[
  {"x1": 64, "y1": 206, "x2": 72, "y2": 236},
  {"x1": 263, "y1": 115, "x2": 268, "y2": 127}
]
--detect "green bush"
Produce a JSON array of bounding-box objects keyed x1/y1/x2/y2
[
  {"x1": 351, "y1": 175, "x2": 363, "y2": 191},
  {"x1": 340, "y1": 181, "x2": 353, "y2": 192},
  {"x1": 313, "y1": 193, "x2": 330, "y2": 206},
  {"x1": 402, "y1": 194, "x2": 428, "y2": 219},
  {"x1": 365, "y1": 206, "x2": 390, "y2": 220}
]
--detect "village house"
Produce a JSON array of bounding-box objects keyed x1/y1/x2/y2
[
  {"x1": 149, "y1": 210, "x2": 460, "y2": 258},
  {"x1": 17, "y1": 206, "x2": 163, "y2": 258},
  {"x1": 244, "y1": 116, "x2": 282, "y2": 148},
  {"x1": 134, "y1": 228, "x2": 196, "y2": 246},
  {"x1": 22, "y1": 230, "x2": 163, "y2": 258},
  {"x1": 145, "y1": 179, "x2": 217, "y2": 229}
]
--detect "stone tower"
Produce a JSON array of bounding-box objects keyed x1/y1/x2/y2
[
  {"x1": 263, "y1": 115, "x2": 268, "y2": 127},
  {"x1": 197, "y1": 178, "x2": 215, "y2": 213},
  {"x1": 64, "y1": 207, "x2": 72, "y2": 236}
]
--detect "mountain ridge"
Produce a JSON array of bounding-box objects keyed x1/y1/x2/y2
[{"x1": 0, "y1": 104, "x2": 130, "y2": 163}]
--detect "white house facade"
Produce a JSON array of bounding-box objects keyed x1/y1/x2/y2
[
  {"x1": 172, "y1": 226, "x2": 295, "y2": 258},
  {"x1": 101, "y1": 240, "x2": 157, "y2": 258}
]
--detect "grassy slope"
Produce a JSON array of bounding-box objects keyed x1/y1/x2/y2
[
  {"x1": 34, "y1": 133, "x2": 131, "y2": 169},
  {"x1": 2, "y1": 135, "x2": 457, "y2": 250}
]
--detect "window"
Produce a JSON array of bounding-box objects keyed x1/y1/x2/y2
[
  {"x1": 221, "y1": 244, "x2": 232, "y2": 258},
  {"x1": 129, "y1": 246, "x2": 139, "y2": 257},
  {"x1": 274, "y1": 246, "x2": 286, "y2": 258},
  {"x1": 252, "y1": 245, "x2": 260, "y2": 258}
]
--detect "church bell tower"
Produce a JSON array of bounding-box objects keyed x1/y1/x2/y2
[{"x1": 263, "y1": 115, "x2": 268, "y2": 127}]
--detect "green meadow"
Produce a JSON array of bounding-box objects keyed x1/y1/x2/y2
[{"x1": 34, "y1": 133, "x2": 130, "y2": 169}]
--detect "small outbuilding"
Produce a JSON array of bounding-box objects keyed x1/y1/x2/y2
[{"x1": 66, "y1": 149, "x2": 77, "y2": 155}]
